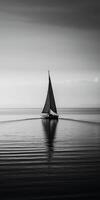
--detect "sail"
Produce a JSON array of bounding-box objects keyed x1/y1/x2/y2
[
  {"x1": 42, "y1": 84, "x2": 50, "y2": 114},
  {"x1": 49, "y1": 74, "x2": 57, "y2": 114},
  {"x1": 42, "y1": 72, "x2": 57, "y2": 114}
]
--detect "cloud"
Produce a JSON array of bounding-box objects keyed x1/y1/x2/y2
[{"x1": 0, "y1": 0, "x2": 100, "y2": 29}]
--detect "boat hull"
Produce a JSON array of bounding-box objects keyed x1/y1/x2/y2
[{"x1": 42, "y1": 114, "x2": 58, "y2": 120}]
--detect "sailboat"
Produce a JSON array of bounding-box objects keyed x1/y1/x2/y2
[{"x1": 42, "y1": 71, "x2": 58, "y2": 119}]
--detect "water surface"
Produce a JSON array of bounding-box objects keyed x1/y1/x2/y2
[{"x1": 0, "y1": 109, "x2": 100, "y2": 199}]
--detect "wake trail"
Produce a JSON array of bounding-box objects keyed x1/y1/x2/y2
[
  {"x1": 0, "y1": 117, "x2": 100, "y2": 125},
  {"x1": 0, "y1": 117, "x2": 41, "y2": 123},
  {"x1": 59, "y1": 117, "x2": 100, "y2": 125}
]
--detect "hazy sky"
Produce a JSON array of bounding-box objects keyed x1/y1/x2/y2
[{"x1": 0, "y1": 0, "x2": 100, "y2": 108}]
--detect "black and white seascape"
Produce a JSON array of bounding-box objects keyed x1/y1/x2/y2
[{"x1": 0, "y1": 0, "x2": 100, "y2": 200}]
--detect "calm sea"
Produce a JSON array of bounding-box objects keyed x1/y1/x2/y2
[{"x1": 0, "y1": 108, "x2": 100, "y2": 199}]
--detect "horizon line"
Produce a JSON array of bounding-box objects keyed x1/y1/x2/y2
[{"x1": 0, "y1": 107, "x2": 100, "y2": 109}]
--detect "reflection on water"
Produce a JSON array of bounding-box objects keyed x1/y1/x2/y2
[{"x1": 42, "y1": 119, "x2": 58, "y2": 161}]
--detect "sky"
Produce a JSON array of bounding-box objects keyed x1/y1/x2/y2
[{"x1": 0, "y1": 0, "x2": 100, "y2": 108}]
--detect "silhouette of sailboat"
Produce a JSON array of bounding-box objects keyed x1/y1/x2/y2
[{"x1": 42, "y1": 71, "x2": 58, "y2": 119}]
